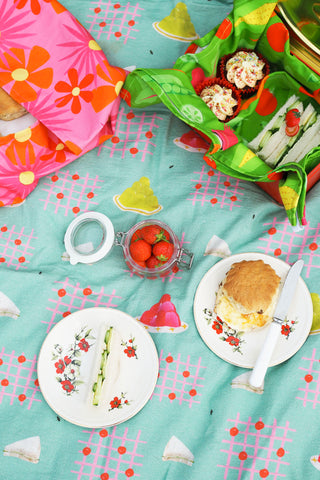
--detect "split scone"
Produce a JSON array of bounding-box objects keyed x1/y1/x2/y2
[
  {"x1": 214, "y1": 260, "x2": 281, "y2": 332},
  {"x1": 0, "y1": 87, "x2": 26, "y2": 121}
]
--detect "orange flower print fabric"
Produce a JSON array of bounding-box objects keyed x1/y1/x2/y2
[
  {"x1": 55, "y1": 68, "x2": 94, "y2": 114},
  {"x1": 0, "y1": 46, "x2": 53, "y2": 102},
  {"x1": 0, "y1": 0, "x2": 126, "y2": 206}
]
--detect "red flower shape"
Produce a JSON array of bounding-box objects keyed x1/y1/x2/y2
[
  {"x1": 212, "y1": 320, "x2": 223, "y2": 334},
  {"x1": 55, "y1": 68, "x2": 94, "y2": 114},
  {"x1": 124, "y1": 347, "x2": 135, "y2": 358},
  {"x1": 61, "y1": 380, "x2": 74, "y2": 393},
  {"x1": 110, "y1": 396, "x2": 121, "y2": 409},
  {"x1": 281, "y1": 324, "x2": 291, "y2": 336},
  {"x1": 226, "y1": 336, "x2": 239, "y2": 346},
  {"x1": 78, "y1": 338, "x2": 90, "y2": 352},
  {"x1": 64, "y1": 356, "x2": 71, "y2": 365},
  {"x1": 55, "y1": 359, "x2": 65, "y2": 374}
]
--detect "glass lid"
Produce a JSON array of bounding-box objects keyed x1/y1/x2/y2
[{"x1": 64, "y1": 212, "x2": 115, "y2": 265}]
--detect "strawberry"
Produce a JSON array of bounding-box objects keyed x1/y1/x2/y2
[
  {"x1": 133, "y1": 259, "x2": 147, "y2": 268},
  {"x1": 141, "y1": 225, "x2": 170, "y2": 244},
  {"x1": 131, "y1": 228, "x2": 143, "y2": 242},
  {"x1": 129, "y1": 239, "x2": 152, "y2": 262},
  {"x1": 285, "y1": 108, "x2": 300, "y2": 137},
  {"x1": 146, "y1": 255, "x2": 164, "y2": 269},
  {"x1": 153, "y1": 241, "x2": 174, "y2": 262}
]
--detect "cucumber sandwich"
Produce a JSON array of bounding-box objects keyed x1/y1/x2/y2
[
  {"x1": 91, "y1": 326, "x2": 120, "y2": 406},
  {"x1": 247, "y1": 95, "x2": 320, "y2": 168}
]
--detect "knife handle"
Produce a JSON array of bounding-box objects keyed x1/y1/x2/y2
[{"x1": 249, "y1": 322, "x2": 281, "y2": 389}]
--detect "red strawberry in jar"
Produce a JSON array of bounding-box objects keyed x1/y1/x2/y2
[
  {"x1": 153, "y1": 240, "x2": 174, "y2": 262},
  {"x1": 140, "y1": 225, "x2": 170, "y2": 244},
  {"x1": 129, "y1": 239, "x2": 152, "y2": 262}
]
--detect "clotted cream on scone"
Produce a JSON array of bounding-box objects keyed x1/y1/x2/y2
[{"x1": 214, "y1": 260, "x2": 281, "y2": 331}]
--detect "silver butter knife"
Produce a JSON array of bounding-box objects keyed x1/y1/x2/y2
[{"x1": 249, "y1": 259, "x2": 304, "y2": 389}]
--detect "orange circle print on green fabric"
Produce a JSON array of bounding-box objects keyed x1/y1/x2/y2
[
  {"x1": 255, "y1": 89, "x2": 278, "y2": 116},
  {"x1": 266, "y1": 22, "x2": 289, "y2": 52}
]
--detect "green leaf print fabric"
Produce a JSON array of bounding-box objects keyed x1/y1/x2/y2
[{"x1": 122, "y1": 0, "x2": 320, "y2": 226}]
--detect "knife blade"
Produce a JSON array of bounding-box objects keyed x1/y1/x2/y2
[{"x1": 249, "y1": 259, "x2": 304, "y2": 389}]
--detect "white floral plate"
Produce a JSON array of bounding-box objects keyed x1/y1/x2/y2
[
  {"x1": 37, "y1": 307, "x2": 159, "y2": 428},
  {"x1": 193, "y1": 253, "x2": 313, "y2": 368}
]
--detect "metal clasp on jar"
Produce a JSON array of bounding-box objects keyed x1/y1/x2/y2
[
  {"x1": 176, "y1": 248, "x2": 194, "y2": 270},
  {"x1": 114, "y1": 231, "x2": 126, "y2": 248}
]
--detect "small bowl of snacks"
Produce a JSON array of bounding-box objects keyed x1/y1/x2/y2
[{"x1": 64, "y1": 213, "x2": 194, "y2": 279}]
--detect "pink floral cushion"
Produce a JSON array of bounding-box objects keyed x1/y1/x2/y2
[{"x1": 0, "y1": 0, "x2": 126, "y2": 206}]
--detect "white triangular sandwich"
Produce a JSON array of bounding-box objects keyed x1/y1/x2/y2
[
  {"x1": 3, "y1": 436, "x2": 41, "y2": 463},
  {"x1": 0, "y1": 291, "x2": 20, "y2": 319},
  {"x1": 162, "y1": 436, "x2": 194, "y2": 466}
]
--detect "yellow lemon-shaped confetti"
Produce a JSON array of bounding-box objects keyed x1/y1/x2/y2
[
  {"x1": 235, "y1": 2, "x2": 276, "y2": 28},
  {"x1": 278, "y1": 185, "x2": 299, "y2": 211},
  {"x1": 310, "y1": 293, "x2": 320, "y2": 334}
]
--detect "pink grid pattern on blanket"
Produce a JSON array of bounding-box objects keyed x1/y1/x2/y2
[
  {"x1": 218, "y1": 413, "x2": 295, "y2": 479},
  {"x1": 151, "y1": 349, "x2": 206, "y2": 407},
  {"x1": 86, "y1": 1, "x2": 143, "y2": 44},
  {"x1": 71, "y1": 426, "x2": 146, "y2": 479},
  {"x1": 40, "y1": 170, "x2": 103, "y2": 215},
  {"x1": 98, "y1": 107, "x2": 163, "y2": 162},
  {"x1": 258, "y1": 217, "x2": 320, "y2": 278},
  {"x1": 188, "y1": 164, "x2": 245, "y2": 210},
  {"x1": 296, "y1": 347, "x2": 320, "y2": 408},
  {"x1": 0, "y1": 348, "x2": 41, "y2": 409},
  {"x1": 44, "y1": 278, "x2": 122, "y2": 332},
  {"x1": 0, "y1": 224, "x2": 37, "y2": 270}
]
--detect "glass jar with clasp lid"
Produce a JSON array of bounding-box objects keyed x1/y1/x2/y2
[{"x1": 64, "y1": 212, "x2": 194, "y2": 279}]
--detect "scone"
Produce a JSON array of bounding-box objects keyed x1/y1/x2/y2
[
  {"x1": 0, "y1": 87, "x2": 27, "y2": 121},
  {"x1": 214, "y1": 260, "x2": 281, "y2": 331}
]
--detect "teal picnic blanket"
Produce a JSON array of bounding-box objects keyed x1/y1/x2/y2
[{"x1": 1, "y1": 1, "x2": 320, "y2": 480}]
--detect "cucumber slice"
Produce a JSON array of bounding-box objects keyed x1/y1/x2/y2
[
  {"x1": 303, "y1": 111, "x2": 317, "y2": 131},
  {"x1": 92, "y1": 374, "x2": 103, "y2": 406},
  {"x1": 271, "y1": 114, "x2": 284, "y2": 132},
  {"x1": 92, "y1": 326, "x2": 114, "y2": 406},
  {"x1": 105, "y1": 326, "x2": 113, "y2": 354},
  {"x1": 258, "y1": 130, "x2": 272, "y2": 150}
]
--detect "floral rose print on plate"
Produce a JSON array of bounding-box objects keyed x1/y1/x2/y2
[
  {"x1": 193, "y1": 253, "x2": 312, "y2": 368},
  {"x1": 122, "y1": 336, "x2": 138, "y2": 359},
  {"x1": 51, "y1": 325, "x2": 95, "y2": 396},
  {"x1": 109, "y1": 392, "x2": 131, "y2": 411},
  {"x1": 204, "y1": 307, "x2": 245, "y2": 354}
]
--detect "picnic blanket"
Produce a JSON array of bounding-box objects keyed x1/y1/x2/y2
[{"x1": 1, "y1": 1, "x2": 320, "y2": 480}]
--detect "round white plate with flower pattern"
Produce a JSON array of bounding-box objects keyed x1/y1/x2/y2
[
  {"x1": 37, "y1": 307, "x2": 159, "y2": 428},
  {"x1": 193, "y1": 252, "x2": 313, "y2": 368}
]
